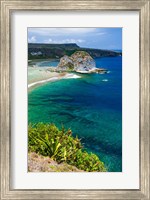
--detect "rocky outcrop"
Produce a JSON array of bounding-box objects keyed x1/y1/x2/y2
[
  {"x1": 56, "y1": 51, "x2": 107, "y2": 74},
  {"x1": 57, "y1": 55, "x2": 74, "y2": 71},
  {"x1": 71, "y1": 51, "x2": 96, "y2": 71},
  {"x1": 28, "y1": 152, "x2": 84, "y2": 172}
]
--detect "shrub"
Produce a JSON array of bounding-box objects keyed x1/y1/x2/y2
[{"x1": 28, "y1": 123, "x2": 106, "y2": 172}]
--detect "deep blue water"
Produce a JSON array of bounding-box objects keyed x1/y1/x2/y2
[{"x1": 28, "y1": 56, "x2": 122, "y2": 172}]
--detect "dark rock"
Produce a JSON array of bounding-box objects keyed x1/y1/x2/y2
[{"x1": 28, "y1": 43, "x2": 121, "y2": 59}]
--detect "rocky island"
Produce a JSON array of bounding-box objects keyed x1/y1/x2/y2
[{"x1": 56, "y1": 51, "x2": 107, "y2": 74}]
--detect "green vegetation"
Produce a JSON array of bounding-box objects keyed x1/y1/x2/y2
[
  {"x1": 67, "y1": 62, "x2": 74, "y2": 70},
  {"x1": 28, "y1": 43, "x2": 122, "y2": 60},
  {"x1": 28, "y1": 123, "x2": 106, "y2": 172},
  {"x1": 72, "y1": 51, "x2": 89, "y2": 58}
]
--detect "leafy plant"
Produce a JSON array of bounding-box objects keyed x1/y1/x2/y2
[{"x1": 28, "y1": 123, "x2": 106, "y2": 172}]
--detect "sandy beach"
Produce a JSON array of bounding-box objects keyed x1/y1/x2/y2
[{"x1": 28, "y1": 66, "x2": 81, "y2": 89}]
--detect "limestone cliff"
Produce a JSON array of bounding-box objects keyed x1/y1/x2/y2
[{"x1": 56, "y1": 51, "x2": 106, "y2": 74}]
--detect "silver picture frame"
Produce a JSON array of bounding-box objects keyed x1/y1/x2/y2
[{"x1": 0, "y1": 0, "x2": 149, "y2": 199}]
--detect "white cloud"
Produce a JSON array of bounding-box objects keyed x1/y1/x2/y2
[
  {"x1": 28, "y1": 36, "x2": 36, "y2": 43},
  {"x1": 28, "y1": 28, "x2": 97, "y2": 36},
  {"x1": 96, "y1": 32, "x2": 106, "y2": 36},
  {"x1": 44, "y1": 38, "x2": 85, "y2": 44}
]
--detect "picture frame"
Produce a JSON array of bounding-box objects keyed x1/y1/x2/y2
[{"x1": 0, "y1": 0, "x2": 149, "y2": 199}]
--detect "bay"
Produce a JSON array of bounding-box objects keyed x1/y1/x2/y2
[{"x1": 28, "y1": 56, "x2": 122, "y2": 172}]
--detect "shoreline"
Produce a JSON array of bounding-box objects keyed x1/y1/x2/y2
[
  {"x1": 28, "y1": 76, "x2": 59, "y2": 88},
  {"x1": 28, "y1": 66, "x2": 81, "y2": 90}
]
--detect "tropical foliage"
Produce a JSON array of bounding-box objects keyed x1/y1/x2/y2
[{"x1": 28, "y1": 123, "x2": 106, "y2": 172}]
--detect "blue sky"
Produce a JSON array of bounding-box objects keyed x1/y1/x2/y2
[{"x1": 28, "y1": 28, "x2": 122, "y2": 50}]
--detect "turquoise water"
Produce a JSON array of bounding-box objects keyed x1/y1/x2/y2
[
  {"x1": 28, "y1": 56, "x2": 122, "y2": 172},
  {"x1": 36, "y1": 60, "x2": 59, "y2": 67}
]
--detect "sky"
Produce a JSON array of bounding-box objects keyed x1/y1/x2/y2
[{"x1": 28, "y1": 28, "x2": 122, "y2": 50}]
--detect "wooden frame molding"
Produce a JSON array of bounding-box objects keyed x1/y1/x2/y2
[{"x1": 0, "y1": 0, "x2": 149, "y2": 199}]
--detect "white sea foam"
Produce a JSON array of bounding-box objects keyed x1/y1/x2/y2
[
  {"x1": 28, "y1": 74, "x2": 81, "y2": 88},
  {"x1": 102, "y1": 79, "x2": 108, "y2": 82},
  {"x1": 63, "y1": 74, "x2": 81, "y2": 79}
]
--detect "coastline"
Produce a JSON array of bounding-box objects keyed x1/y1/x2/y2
[{"x1": 28, "y1": 76, "x2": 59, "y2": 88}]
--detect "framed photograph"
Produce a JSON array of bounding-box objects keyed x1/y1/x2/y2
[{"x1": 0, "y1": 0, "x2": 149, "y2": 199}]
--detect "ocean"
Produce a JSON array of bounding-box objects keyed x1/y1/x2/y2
[{"x1": 28, "y1": 56, "x2": 122, "y2": 172}]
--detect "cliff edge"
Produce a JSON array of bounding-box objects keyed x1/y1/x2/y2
[{"x1": 56, "y1": 51, "x2": 107, "y2": 74}]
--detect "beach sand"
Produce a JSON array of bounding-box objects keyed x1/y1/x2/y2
[{"x1": 28, "y1": 66, "x2": 81, "y2": 89}]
